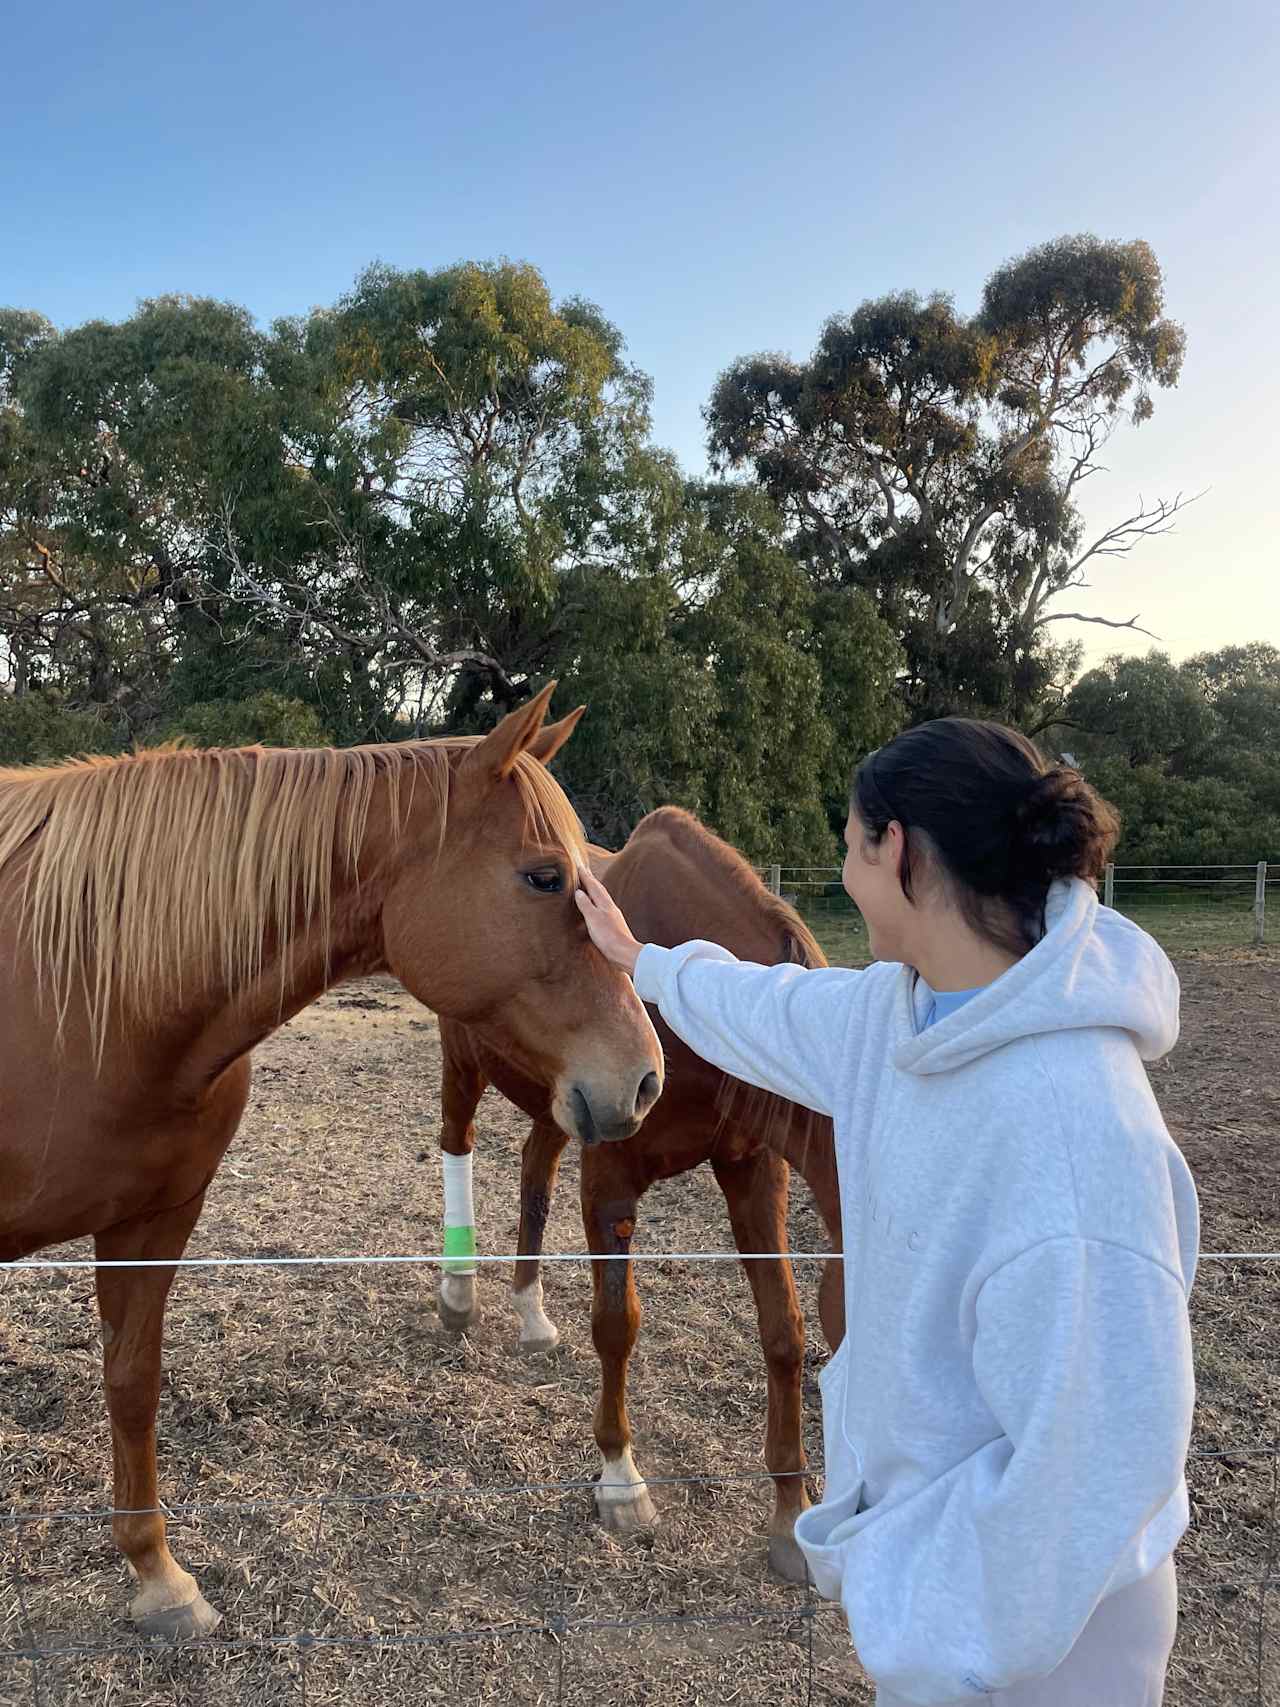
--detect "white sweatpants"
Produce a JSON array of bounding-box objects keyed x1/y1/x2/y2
[{"x1": 875, "y1": 1558, "x2": 1178, "y2": 1707}]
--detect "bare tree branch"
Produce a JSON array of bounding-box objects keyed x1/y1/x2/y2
[
  {"x1": 1062, "y1": 489, "x2": 1201, "y2": 572},
  {"x1": 1027, "y1": 490, "x2": 1203, "y2": 638},
  {"x1": 1039, "y1": 610, "x2": 1160, "y2": 639}
]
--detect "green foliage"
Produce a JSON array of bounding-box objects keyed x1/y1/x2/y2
[
  {"x1": 0, "y1": 692, "x2": 117, "y2": 766},
  {"x1": 1057, "y1": 648, "x2": 1280, "y2": 865},
  {"x1": 323, "y1": 260, "x2": 658, "y2": 670},
  {"x1": 1080, "y1": 760, "x2": 1280, "y2": 868},
  {"x1": 707, "y1": 233, "x2": 1186, "y2": 726},
  {"x1": 1064, "y1": 651, "x2": 1214, "y2": 772},
  {"x1": 547, "y1": 482, "x2": 901, "y2": 862},
  {"x1": 1, "y1": 267, "x2": 904, "y2": 861},
  {"x1": 157, "y1": 692, "x2": 332, "y2": 750},
  {"x1": 978, "y1": 236, "x2": 1185, "y2": 424},
  {"x1": 3, "y1": 241, "x2": 1248, "y2": 873}
]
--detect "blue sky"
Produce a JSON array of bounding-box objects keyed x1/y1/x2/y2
[{"x1": 3, "y1": 0, "x2": 1277, "y2": 665}]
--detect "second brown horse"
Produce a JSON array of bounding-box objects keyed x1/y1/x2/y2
[{"x1": 436, "y1": 807, "x2": 845, "y2": 1582}]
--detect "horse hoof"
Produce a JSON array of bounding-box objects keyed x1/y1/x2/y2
[
  {"x1": 596, "y1": 1490, "x2": 658, "y2": 1534},
  {"x1": 438, "y1": 1275, "x2": 477, "y2": 1336},
  {"x1": 768, "y1": 1533, "x2": 808, "y2": 1584},
  {"x1": 137, "y1": 1592, "x2": 222, "y2": 1641},
  {"x1": 518, "y1": 1325, "x2": 560, "y2": 1356},
  {"x1": 438, "y1": 1301, "x2": 476, "y2": 1335}
]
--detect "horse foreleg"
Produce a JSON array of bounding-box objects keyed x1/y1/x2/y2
[
  {"x1": 437, "y1": 1034, "x2": 485, "y2": 1335},
  {"x1": 712, "y1": 1146, "x2": 810, "y2": 1584},
  {"x1": 94, "y1": 1192, "x2": 221, "y2": 1639},
  {"x1": 818, "y1": 1250, "x2": 845, "y2": 1352},
  {"x1": 582, "y1": 1146, "x2": 655, "y2": 1533},
  {"x1": 511, "y1": 1118, "x2": 569, "y2": 1354}
]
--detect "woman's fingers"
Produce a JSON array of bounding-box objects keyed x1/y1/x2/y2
[
  {"x1": 579, "y1": 866, "x2": 611, "y2": 905},
  {"x1": 574, "y1": 876, "x2": 616, "y2": 938},
  {"x1": 574, "y1": 870, "x2": 641, "y2": 974},
  {"x1": 577, "y1": 866, "x2": 618, "y2": 921}
]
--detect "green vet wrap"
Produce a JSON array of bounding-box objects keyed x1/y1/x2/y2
[{"x1": 443, "y1": 1224, "x2": 477, "y2": 1273}]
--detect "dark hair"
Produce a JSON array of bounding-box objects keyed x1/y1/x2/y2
[{"x1": 851, "y1": 718, "x2": 1120, "y2": 955}]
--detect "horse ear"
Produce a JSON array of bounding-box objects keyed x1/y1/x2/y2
[
  {"x1": 527, "y1": 705, "x2": 585, "y2": 766},
  {"x1": 462, "y1": 682, "x2": 559, "y2": 782}
]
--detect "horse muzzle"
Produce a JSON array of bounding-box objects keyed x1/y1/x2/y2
[{"x1": 557, "y1": 1069, "x2": 662, "y2": 1145}]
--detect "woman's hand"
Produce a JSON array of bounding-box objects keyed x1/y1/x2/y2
[{"x1": 575, "y1": 867, "x2": 644, "y2": 976}]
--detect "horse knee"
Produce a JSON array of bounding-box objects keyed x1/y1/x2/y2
[
  {"x1": 592, "y1": 1294, "x2": 639, "y2": 1361},
  {"x1": 760, "y1": 1305, "x2": 804, "y2": 1376},
  {"x1": 103, "y1": 1366, "x2": 160, "y2": 1438}
]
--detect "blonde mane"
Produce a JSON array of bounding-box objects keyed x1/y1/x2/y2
[{"x1": 0, "y1": 740, "x2": 584, "y2": 1056}]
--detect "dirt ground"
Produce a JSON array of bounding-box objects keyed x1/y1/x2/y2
[{"x1": 2, "y1": 949, "x2": 1278, "y2": 1706}]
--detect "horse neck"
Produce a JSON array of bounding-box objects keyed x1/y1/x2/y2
[
  {"x1": 608, "y1": 839, "x2": 786, "y2": 966},
  {"x1": 711, "y1": 1068, "x2": 842, "y2": 1247},
  {"x1": 610, "y1": 820, "x2": 843, "y2": 1245},
  {"x1": 143, "y1": 769, "x2": 414, "y2": 1078}
]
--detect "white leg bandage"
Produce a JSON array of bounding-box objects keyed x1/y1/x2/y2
[{"x1": 441, "y1": 1150, "x2": 476, "y2": 1274}]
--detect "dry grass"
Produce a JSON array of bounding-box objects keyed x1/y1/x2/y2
[{"x1": 2, "y1": 949, "x2": 1278, "y2": 1706}]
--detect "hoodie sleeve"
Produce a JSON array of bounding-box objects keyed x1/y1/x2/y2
[
  {"x1": 633, "y1": 941, "x2": 866, "y2": 1118},
  {"x1": 825, "y1": 1237, "x2": 1194, "y2": 1704}
]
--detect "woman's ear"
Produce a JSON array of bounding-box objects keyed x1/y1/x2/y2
[{"x1": 886, "y1": 820, "x2": 910, "y2": 887}]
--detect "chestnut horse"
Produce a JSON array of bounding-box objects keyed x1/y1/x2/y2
[
  {"x1": 0, "y1": 687, "x2": 663, "y2": 1637},
  {"x1": 436, "y1": 807, "x2": 844, "y2": 1582}
]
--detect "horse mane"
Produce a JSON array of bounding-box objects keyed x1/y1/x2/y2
[
  {"x1": 628, "y1": 807, "x2": 828, "y2": 972},
  {"x1": 626, "y1": 808, "x2": 834, "y2": 1164},
  {"x1": 0, "y1": 740, "x2": 583, "y2": 1057}
]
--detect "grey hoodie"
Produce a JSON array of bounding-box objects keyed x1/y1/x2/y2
[{"x1": 634, "y1": 878, "x2": 1198, "y2": 1705}]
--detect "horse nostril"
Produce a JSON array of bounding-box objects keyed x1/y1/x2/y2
[
  {"x1": 634, "y1": 1070, "x2": 661, "y2": 1118},
  {"x1": 571, "y1": 1087, "x2": 598, "y2": 1146}
]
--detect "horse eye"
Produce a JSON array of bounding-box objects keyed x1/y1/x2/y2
[{"x1": 524, "y1": 868, "x2": 564, "y2": 894}]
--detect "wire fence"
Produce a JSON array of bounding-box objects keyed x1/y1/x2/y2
[
  {"x1": 4, "y1": 1466, "x2": 838, "y2": 1694},
  {"x1": 4, "y1": 1453, "x2": 1275, "y2": 1692},
  {"x1": 3, "y1": 1247, "x2": 1278, "y2": 1706},
  {"x1": 759, "y1": 861, "x2": 1279, "y2": 956}
]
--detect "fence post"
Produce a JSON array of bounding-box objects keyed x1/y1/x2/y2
[
  {"x1": 1255, "y1": 861, "x2": 1267, "y2": 945},
  {"x1": 767, "y1": 863, "x2": 781, "y2": 897},
  {"x1": 1103, "y1": 863, "x2": 1115, "y2": 909}
]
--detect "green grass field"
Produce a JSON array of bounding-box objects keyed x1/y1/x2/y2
[
  {"x1": 802, "y1": 905, "x2": 871, "y2": 968},
  {"x1": 1110, "y1": 896, "x2": 1265, "y2": 955},
  {"x1": 798, "y1": 890, "x2": 1271, "y2": 968}
]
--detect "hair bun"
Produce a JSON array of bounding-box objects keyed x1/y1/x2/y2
[{"x1": 1013, "y1": 767, "x2": 1116, "y2": 884}]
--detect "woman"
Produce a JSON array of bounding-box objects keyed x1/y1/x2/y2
[{"x1": 575, "y1": 718, "x2": 1198, "y2": 1707}]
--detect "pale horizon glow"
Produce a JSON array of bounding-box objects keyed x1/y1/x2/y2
[{"x1": 3, "y1": 0, "x2": 1276, "y2": 676}]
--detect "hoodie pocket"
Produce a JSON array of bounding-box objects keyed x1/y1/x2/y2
[
  {"x1": 798, "y1": 1337, "x2": 865, "y2": 1600},
  {"x1": 795, "y1": 1482, "x2": 865, "y2": 1601},
  {"x1": 816, "y1": 1337, "x2": 858, "y2": 1500}
]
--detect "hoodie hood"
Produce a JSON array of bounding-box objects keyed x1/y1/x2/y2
[{"x1": 896, "y1": 878, "x2": 1180, "y2": 1076}]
